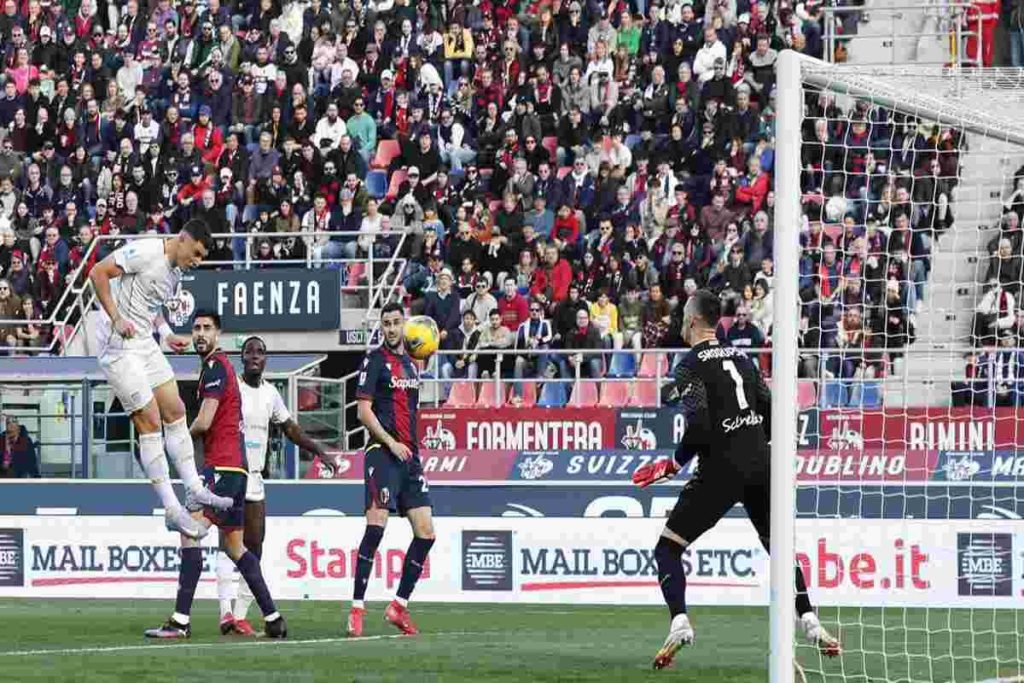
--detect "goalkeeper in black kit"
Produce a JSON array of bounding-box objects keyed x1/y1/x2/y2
[{"x1": 631, "y1": 290, "x2": 841, "y2": 670}]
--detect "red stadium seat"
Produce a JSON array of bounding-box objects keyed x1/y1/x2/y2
[
  {"x1": 638, "y1": 353, "x2": 668, "y2": 378},
  {"x1": 557, "y1": 165, "x2": 572, "y2": 179},
  {"x1": 385, "y1": 169, "x2": 408, "y2": 201},
  {"x1": 718, "y1": 316, "x2": 734, "y2": 335},
  {"x1": 477, "y1": 381, "x2": 508, "y2": 408},
  {"x1": 445, "y1": 381, "x2": 477, "y2": 408},
  {"x1": 797, "y1": 380, "x2": 818, "y2": 410},
  {"x1": 571, "y1": 380, "x2": 599, "y2": 407},
  {"x1": 371, "y1": 139, "x2": 401, "y2": 170},
  {"x1": 344, "y1": 262, "x2": 365, "y2": 293},
  {"x1": 298, "y1": 387, "x2": 320, "y2": 411},
  {"x1": 541, "y1": 136, "x2": 558, "y2": 163},
  {"x1": 509, "y1": 381, "x2": 537, "y2": 407},
  {"x1": 599, "y1": 380, "x2": 630, "y2": 407},
  {"x1": 627, "y1": 380, "x2": 660, "y2": 407}
]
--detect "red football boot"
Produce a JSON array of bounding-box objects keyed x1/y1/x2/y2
[
  {"x1": 233, "y1": 619, "x2": 256, "y2": 636},
  {"x1": 384, "y1": 600, "x2": 419, "y2": 636},
  {"x1": 219, "y1": 613, "x2": 236, "y2": 635},
  {"x1": 347, "y1": 607, "x2": 365, "y2": 637}
]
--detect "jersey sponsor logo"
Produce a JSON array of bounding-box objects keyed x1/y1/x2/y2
[
  {"x1": 721, "y1": 412, "x2": 764, "y2": 434},
  {"x1": 517, "y1": 454, "x2": 554, "y2": 480},
  {"x1": 0, "y1": 529, "x2": 24, "y2": 587},
  {"x1": 389, "y1": 376, "x2": 420, "y2": 390},
  {"x1": 956, "y1": 533, "x2": 1012, "y2": 596},
  {"x1": 420, "y1": 421, "x2": 456, "y2": 450},
  {"x1": 204, "y1": 379, "x2": 222, "y2": 390},
  {"x1": 462, "y1": 531, "x2": 513, "y2": 591}
]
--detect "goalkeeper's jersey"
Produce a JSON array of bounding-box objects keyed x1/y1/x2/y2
[{"x1": 666, "y1": 339, "x2": 772, "y2": 472}]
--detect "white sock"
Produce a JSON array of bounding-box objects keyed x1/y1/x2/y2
[
  {"x1": 394, "y1": 596, "x2": 408, "y2": 608},
  {"x1": 163, "y1": 418, "x2": 203, "y2": 494},
  {"x1": 265, "y1": 611, "x2": 280, "y2": 622},
  {"x1": 171, "y1": 612, "x2": 190, "y2": 625},
  {"x1": 352, "y1": 600, "x2": 365, "y2": 610},
  {"x1": 235, "y1": 577, "x2": 255, "y2": 621},
  {"x1": 139, "y1": 432, "x2": 181, "y2": 511},
  {"x1": 216, "y1": 552, "x2": 236, "y2": 618}
]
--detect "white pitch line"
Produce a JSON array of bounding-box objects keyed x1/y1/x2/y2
[{"x1": 0, "y1": 631, "x2": 474, "y2": 658}]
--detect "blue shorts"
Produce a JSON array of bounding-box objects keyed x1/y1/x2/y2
[
  {"x1": 200, "y1": 466, "x2": 247, "y2": 529},
  {"x1": 364, "y1": 444, "x2": 432, "y2": 515}
]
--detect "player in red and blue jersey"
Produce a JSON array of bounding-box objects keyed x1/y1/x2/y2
[
  {"x1": 347, "y1": 302, "x2": 435, "y2": 638},
  {"x1": 144, "y1": 311, "x2": 287, "y2": 641}
]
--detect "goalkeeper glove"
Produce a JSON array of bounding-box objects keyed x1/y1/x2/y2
[{"x1": 631, "y1": 458, "x2": 681, "y2": 489}]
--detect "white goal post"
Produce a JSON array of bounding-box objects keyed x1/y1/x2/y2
[{"x1": 772, "y1": 51, "x2": 1024, "y2": 682}]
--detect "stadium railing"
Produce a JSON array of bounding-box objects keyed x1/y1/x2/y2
[{"x1": 0, "y1": 229, "x2": 413, "y2": 355}]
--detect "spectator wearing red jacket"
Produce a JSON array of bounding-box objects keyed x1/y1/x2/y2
[
  {"x1": 532, "y1": 244, "x2": 572, "y2": 304},
  {"x1": 498, "y1": 278, "x2": 529, "y2": 331},
  {"x1": 552, "y1": 204, "x2": 580, "y2": 256},
  {"x1": 734, "y1": 156, "x2": 770, "y2": 215}
]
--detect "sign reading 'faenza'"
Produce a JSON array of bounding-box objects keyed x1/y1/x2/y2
[{"x1": 169, "y1": 269, "x2": 341, "y2": 332}]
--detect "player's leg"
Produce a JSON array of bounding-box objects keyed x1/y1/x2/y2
[
  {"x1": 217, "y1": 471, "x2": 286, "y2": 639},
  {"x1": 652, "y1": 472, "x2": 737, "y2": 670},
  {"x1": 348, "y1": 444, "x2": 395, "y2": 637},
  {"x1": 741, "y1": 477, "x2": 841, "y2": 657},
  {"x1": 215, "y1": 550, "x2": 237, "y2": 631},
  {"x1": 144, "y1": 512, "x2": 212, "y2": 638},
  {"x1": 152, "y1": 376, "x2": 232, "y2": 511},
  {"x1": 232, "y1": 499, "x2": 266, "y2": 634},
  {"x1": 384, "y1": 459, "x2": 435, "y2": 636}
]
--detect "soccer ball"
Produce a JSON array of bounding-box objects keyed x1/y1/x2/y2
[
  {"x1": 824, "y1": 195, "x2": 848, "y2": 222},
  {"x1": 404, "y1": 315, "x2": 440, "y2": 360}
]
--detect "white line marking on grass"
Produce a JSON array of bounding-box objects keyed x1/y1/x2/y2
[{"x1": 0, "y1": 631, "x2": 477, "y2": 658}]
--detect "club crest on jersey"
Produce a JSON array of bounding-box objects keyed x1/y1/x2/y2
[{"x1": 378, "y1": 487, "x2": 390, "y2": 506}]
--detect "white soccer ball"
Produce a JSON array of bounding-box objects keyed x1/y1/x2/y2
[{"x1": 825, "y1": 195, "x2": 848, "y2": 222}]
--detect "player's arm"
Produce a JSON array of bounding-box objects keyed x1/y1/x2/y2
[
  {"x1": 154, "y1": 313, "x2": 192, "y2": 353},
  {"x1": 191, "y1": 357, "x2": 227, "y2": 437},
  {"x1": 89, "y1": 254, "x2": 136, "y2": 338},
  {"x1": 281, "y1": 419, "x2": 327, "y2": 458},
  {"x1": 357, "y1": 399, "x2": 411, "y2": 461},
  {"x1": 635, "y1": 362, "x2": 711, "y2": 488}
]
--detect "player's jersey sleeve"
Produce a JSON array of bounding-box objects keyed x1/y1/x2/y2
[
  {"x1": 269, "y1": 384, "x2": 291, "y2": 425},
  {"x1": 355, "y1": 351, "x2": 384, "y2": 401},
  {"x1": 113, "y1": 238, "x2": 161, "y2": 275},
  {"x1": 664, "y1": 355, "x2": 712, "y2": 451},
  {"x1": 199, "y1": 356, "x2": 229, "y2": 400}
]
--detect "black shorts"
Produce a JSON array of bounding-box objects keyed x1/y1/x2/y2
[
  {"x1": 364, "y1": 444, "x2": 432, "y2": 515},
  {"x1": 200, "y1": 466, "x2": 247, "y2": 530},
  {"x1": 666, "y1": 466, "x2": 770, "y2": 548}
]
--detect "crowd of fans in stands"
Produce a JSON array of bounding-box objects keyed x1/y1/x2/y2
[{"x1": 0, "y1": 0, "x2": 963, "y2": 403}]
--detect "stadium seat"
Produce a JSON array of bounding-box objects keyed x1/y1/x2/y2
[
  {"x1": 298, "y1": 387, "x2": 320, "y2": 411},
  {"x1": 371, "y1": 139, "x2": 401, "y2": 170},
  {"x1": 599, "y1": 380, "x2": 630, "y2": 407},
  {"x1": 820, "y1": 381, "x2": 848, "y2": 408},
  {"x1": 571, "y1": 380, "x2": 600, "y2": 407},
  {"x1": 445, "y1": 381, "x2": 477, "y2": 408},
  {"x1": 797, "y1": 380, "x2": 818, "y2": 410},
  {"x1": 557, "y1": 165, "x2": 572, "y2": 179},
  {"x1": 627, "y1": 380, "x2": 660, "y2": 407},
  {"x1": 477, "y1": 381, "x2": 508, "y2": 408},
  {"x1": 537, "y1": 381, "x2": 569, "y2": 408},
  {"x1": 848, "y1": 381, "x2": 883, "y2": 408},
  {"x1": 509, "y1": 381, "x2": 537, "y2": 407},
  {"x1": 365, "y1": 170, "x2": 388, "y2": 198},
  {"x1": 385, "y1": 169, "x2": 408, "y2": 201},
  {"x1": 541, "y1": 136, "x2": 558, "y2": 162},
  {"x1": 624, "y1": 134, "x2": 642, "y2": 150},
  {"x1": 606, "y1": 352, "x2": 636, "y2": 378},
  {"x1": 344, "y1": 262, "x2": 365, "y2": 293},
  {"x1": 638, "y1": 353, "x2": 668, "y2": 378}
]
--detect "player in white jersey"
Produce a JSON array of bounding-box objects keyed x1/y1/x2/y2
[
  {"x1": 89, "y1": 220, "x2": 233, "y2": 539},
  {"x1": 216, "y1": 335, "x2": 327, "y2": 636}
]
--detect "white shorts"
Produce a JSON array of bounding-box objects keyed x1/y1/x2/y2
[
  {"x1": 98, "y1": 341, "x2": 176, "y2": 414},
  {"x1": 245, "y1": 471, "x2": 266, "y2": 502}
]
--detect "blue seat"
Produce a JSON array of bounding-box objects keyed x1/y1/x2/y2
[
  {"x1": 848, "y1": 381, "x2": 882, "y2": 408},
  {"x1": 624, "y1": 134, "x2": 642, "y2": 150},
  {"x1": 607, "y1": 352, "x2": 636, "y2": 379},
  {"x1": 537, "y1": 381, "x2": 569, "y2": 408},
  {"x1": 366, "y1": 170, "x2": 388, "y2": 199},
  {"x1": 820, "y1": 381, "x2": 848, "y2": 408}
]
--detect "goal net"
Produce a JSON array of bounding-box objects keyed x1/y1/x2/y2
[{"x1": 772, "y1": 53, "x2": 1024, "y2": 682}]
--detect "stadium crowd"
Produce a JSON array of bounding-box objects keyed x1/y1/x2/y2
[{"x1": 0, "y1": 0, "x2": 966, "y2": 407}]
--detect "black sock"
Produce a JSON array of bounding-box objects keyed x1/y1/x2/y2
[
  {"x1": 795, "y1": 565, "x2": 813, "y2": 616},
  {"x1": 396, "y1": 537, "x2": 435, "y2": 601},
  {"x1": 354, "y1": 525, "x2": 385, "y2": 602},
  {"x1": 235, "y1": 551, "x2": 277, "y2": 618},
  {"x1": 174, "y1": 546, "x2": 202, "y2": 618},
  {"x1": 654, "y1": 536, "x2": 687, "y2": 618}
]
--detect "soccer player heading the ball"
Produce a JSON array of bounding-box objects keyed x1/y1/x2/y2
[
  {"x1": 631, "y1": 290, "x2": 840, "y2": 670},
  {"x1": 348, "y1": 302, "x2": 436, "y2": 637}
]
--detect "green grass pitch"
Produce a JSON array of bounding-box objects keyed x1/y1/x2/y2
[{"x1": 0, "y1": 600, "x2": 1020, "y2": 682}]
